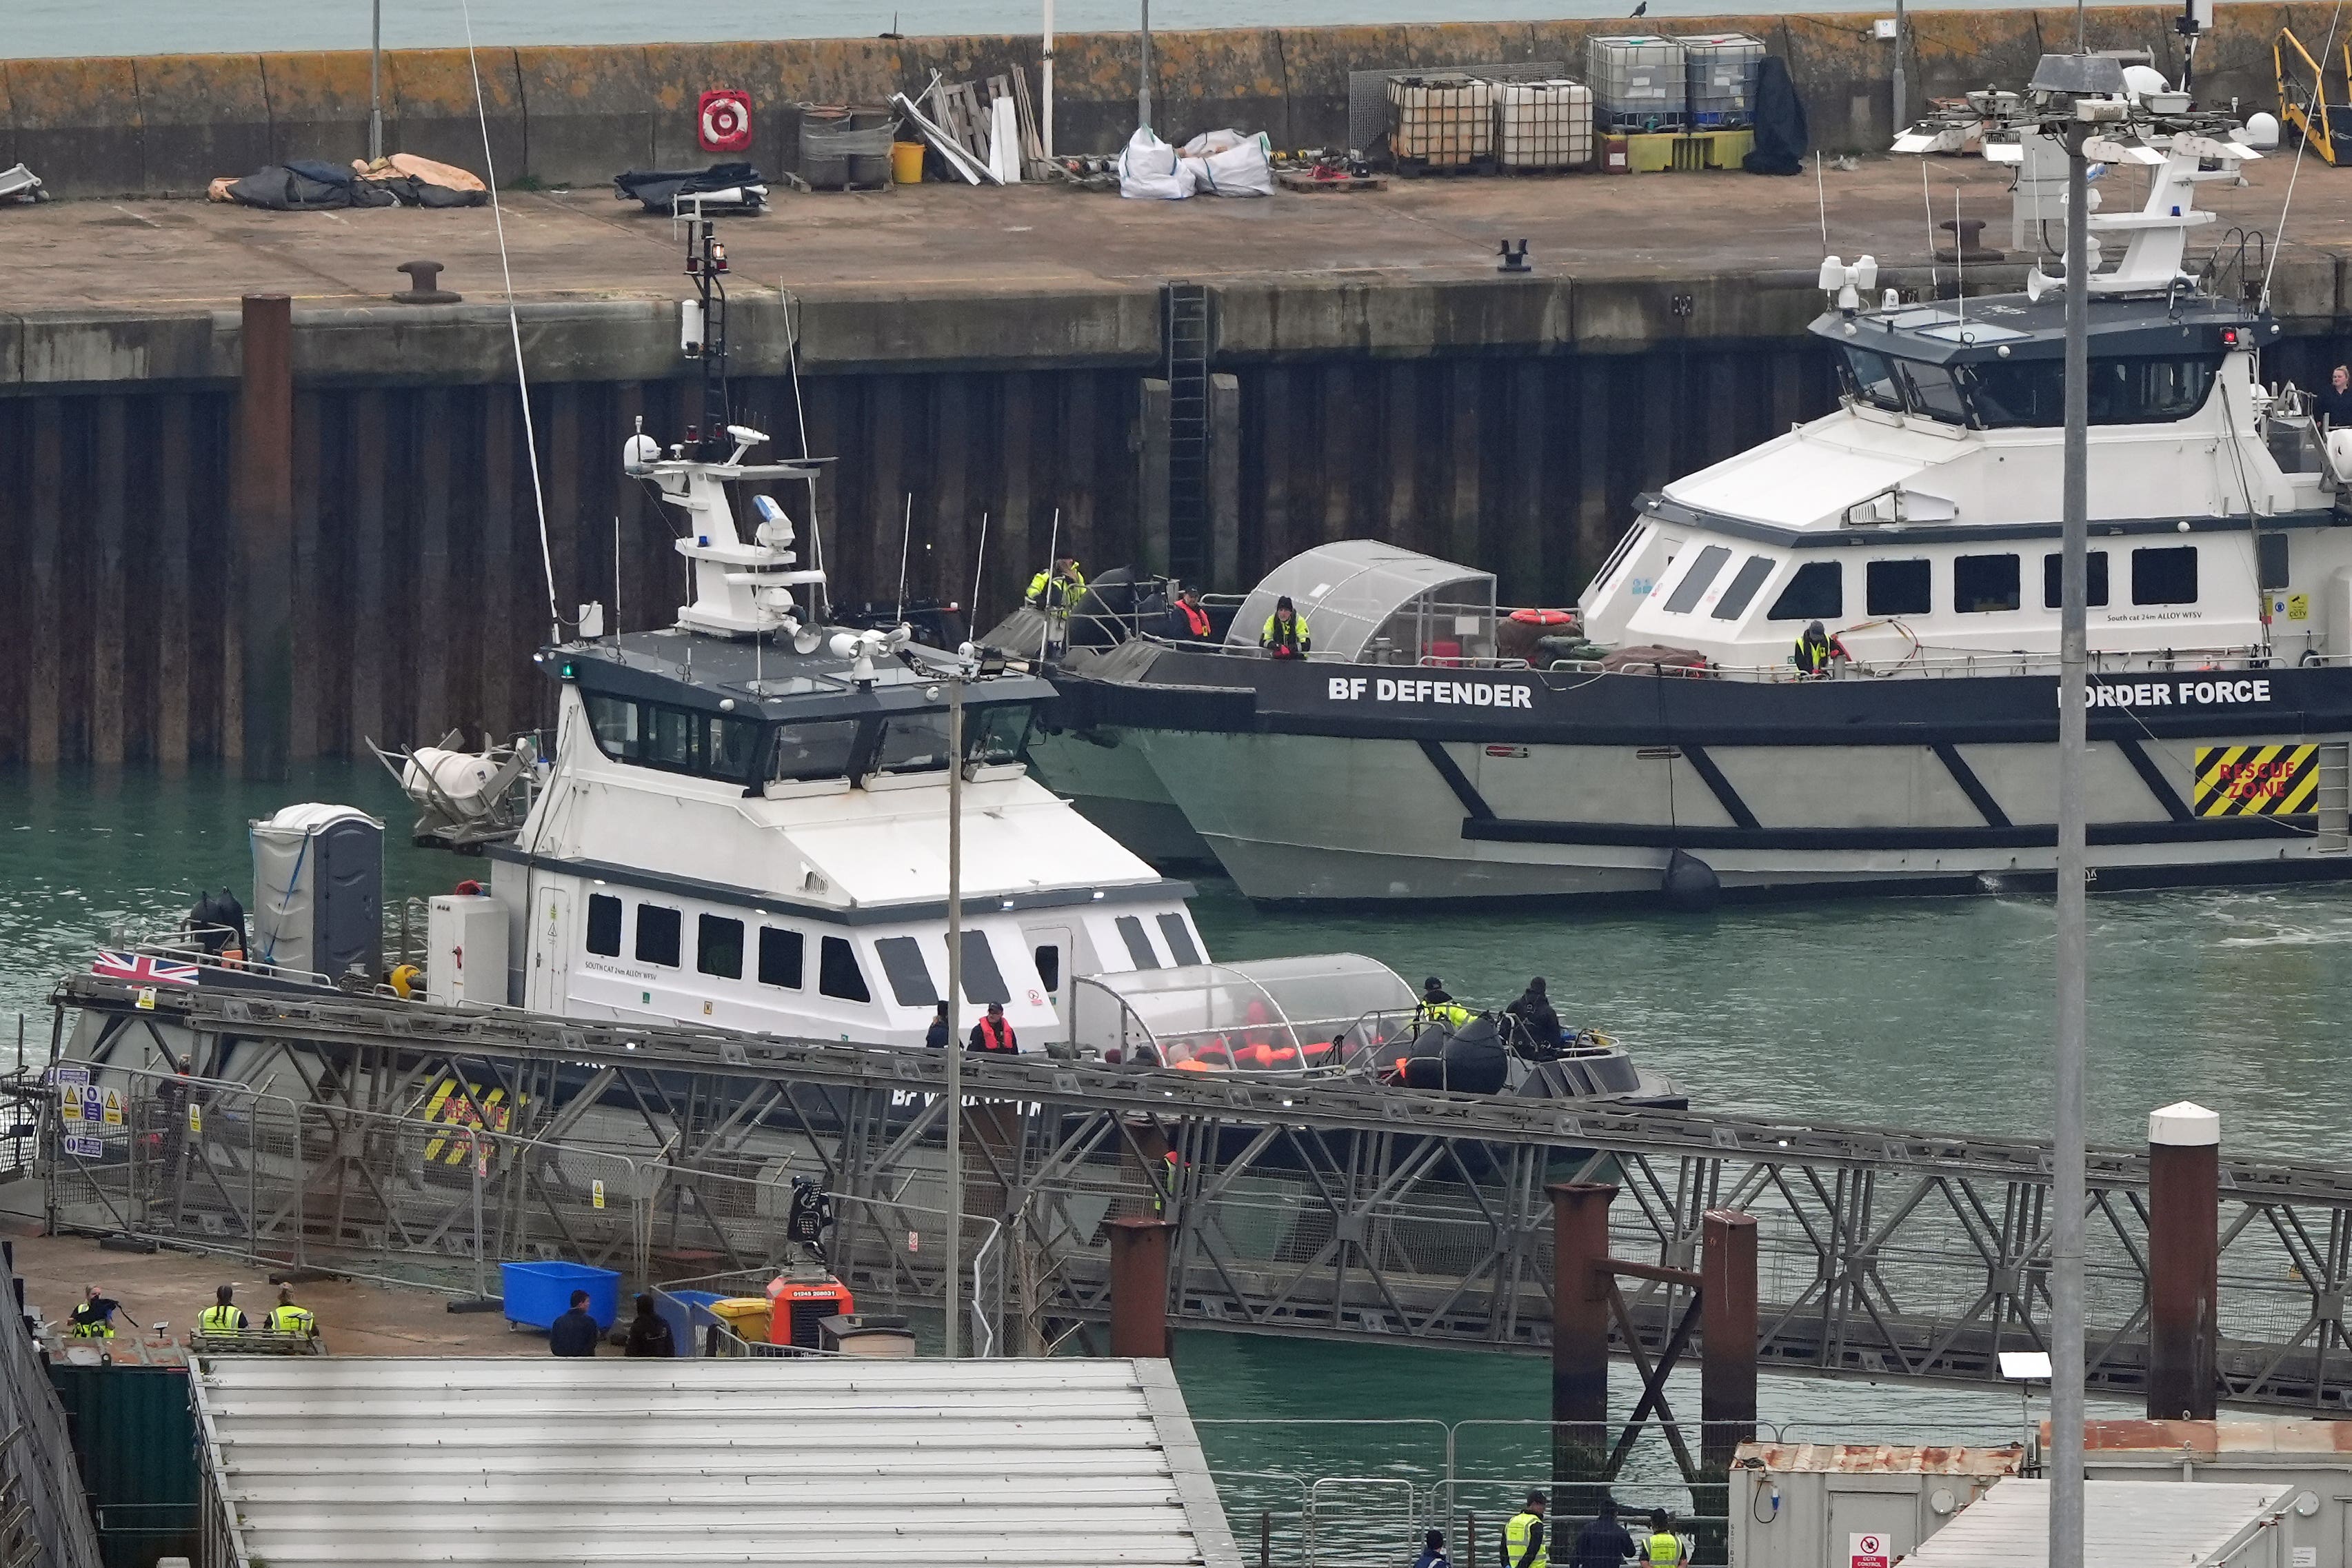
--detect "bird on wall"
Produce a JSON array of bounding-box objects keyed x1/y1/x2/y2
[{"x1": 1629, "y1": 2, "x2": 1647, "y2": 15}]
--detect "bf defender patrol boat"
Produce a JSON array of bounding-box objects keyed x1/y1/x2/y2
[{"x1": 1031, "y1": 116, "x2": 2352, "y2": 901}]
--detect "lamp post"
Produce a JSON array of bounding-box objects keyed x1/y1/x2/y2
[
  {"x1": 1138, "y1": 0, "x2": 1153, "y2": 133},
  {"x1": 943, "y1": 674, "x2": 965, "y2": 1358},
  {"x1": 369, "y1": 0, "x2": 383, "y2": 162},
  {"x1": 2024, "y1": 49, "x2": 2129, "y2": 1568}
]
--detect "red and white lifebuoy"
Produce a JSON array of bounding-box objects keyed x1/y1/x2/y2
[{"x1": 698, "y1": 90, "x2": 754, "y2": 154}]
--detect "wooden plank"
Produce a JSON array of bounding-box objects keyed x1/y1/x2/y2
[{"x1": 1009, "y1": 67, "x2": 1045, "y2": 164}]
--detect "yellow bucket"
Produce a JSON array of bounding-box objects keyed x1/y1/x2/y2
[{"x1": 891, "y1": 141, "x2": 925, "y2": 185}]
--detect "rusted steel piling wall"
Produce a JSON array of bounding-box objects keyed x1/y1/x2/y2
[{"x1": 0, "y1": 6, "x2": 2315, "y2": 197}]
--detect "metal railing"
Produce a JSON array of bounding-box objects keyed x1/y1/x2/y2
[{"x1": 0, "y1": 1242, "x2": 105, "y2": 1568}]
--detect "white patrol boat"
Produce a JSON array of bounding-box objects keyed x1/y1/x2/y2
[
  {"x1": 57, "y1": 212, "x2": 1676, "y2": 1111},
  {"x1": 1030, "y1": 106, "x2": 2352, "y2": 902}
]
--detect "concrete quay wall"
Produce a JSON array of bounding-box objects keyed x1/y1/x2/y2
[{"x1": 0, "y1": 5, "x2": 2310, "y2": 199}]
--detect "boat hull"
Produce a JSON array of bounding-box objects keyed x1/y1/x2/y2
[{"x1": 1036, "y1": 655, "x2": 2352, "y2": 901}]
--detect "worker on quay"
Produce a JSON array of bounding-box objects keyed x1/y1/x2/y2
[
  {"x1": 1568, "y1": 1496, "x2": 1635, "y2": 1568},
  {"x1": 1411, "y1": 1528, "x2": 1451, "y2": 1568},
  {"x1": 1793, "y1": 620, "x2": 1847, "y2": 679},
  {"x1": 1643, "y1": 1510, "x2": 1687, "y2": 1568},
  {"x1": 549, "y1": 1289, "x2": 601, "y2": 1356},
  {"x1": 1502, "y1": 1489, "x2": 1548, "y2": 1568},
  {"x1": 1025, "y1": 554, "x2": 1087, "y2": 656},
  {"x1": 969, "y1": 1001, "x2": 1017, "y2": 1054},
  {"x1": 268, "y1": 1284, "x2": 316, "y2": 1340},
  {"x1": 69, "y1": 1283, "x2": 119, "y2": 1340},
  {"x1": 198, "y1": 1285, "x2": 247, "y2": 1336},
  {"x1": 1168, "y1": 585, "x2": 1214, "y2": 641},
  {"x1": 1414, "y1": 977, "x2": 1471, "y2": 1030},
  {"x1": 1260, "y1": 595, "x2": 1311, "y2": 659},
  {"x1": 1505, "y1": 976, "x2": 1564, "y2": 1052}
]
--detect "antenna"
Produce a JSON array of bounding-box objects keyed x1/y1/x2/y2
[
  {"x1": 970, "y1": 511, "x2": 990, "y2": 636},
  {"x1": 612, "y1": 514, "x2": 622, "y2": 637},
  {"x1": 781, "y1": 286, "x2": 830, "y2": 621},
  {"x1": 1921, "y1": 158, "x2": 1939, "y2": 299},
  {"x1": 1037, "y1": 509, "x2": 1062, "y2": 663},
  {"x1": 896, "y1": 493, "x2": 914, "y2": 624},
  {"x1": 1954, "y1": 188, "x2": 1966, "y2": 327},
  {"x1": 458, "y1": 0, "x2": 559, "y2": 639}
]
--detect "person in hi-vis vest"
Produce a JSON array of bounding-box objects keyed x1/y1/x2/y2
[
  {"x1": 197, "y1": 1285, "x2": 247, "y2": 1336},
  {"x1": 1642, "y1": 1510, "x2": 1687, "y2": 1568},
  {"x1": 1500, "y1": 1490, "x2": 1547, "y2": 1568}
]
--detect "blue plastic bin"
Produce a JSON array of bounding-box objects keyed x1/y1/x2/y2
[
  {"x1": 500, "y1": 1260, "x2": 621, "y2": 1331},
  {"x1": 658, "y1": 1289, "x2": 727, "y2": 1358}
]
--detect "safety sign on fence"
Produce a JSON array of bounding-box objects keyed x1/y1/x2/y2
[{"x1": 2193, "y1": 743, "x2": 2319, "y2": 816}]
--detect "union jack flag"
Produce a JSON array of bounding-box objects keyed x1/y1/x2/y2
[{"x1": 91, "y1": 952, "x2": 200, "y2": 987}]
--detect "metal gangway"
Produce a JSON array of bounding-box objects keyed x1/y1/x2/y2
[{"x1": 43, "y1": 972, "x2": 2352, "y2": 1411}]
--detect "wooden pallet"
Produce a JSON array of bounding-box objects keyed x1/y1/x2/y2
[
  {"x1": 1275, "y1": 168, "x2": 1388, "y2": 192},
  {"x1": 1391, "y1": 154, "x2": 1497, "y2": 178}
]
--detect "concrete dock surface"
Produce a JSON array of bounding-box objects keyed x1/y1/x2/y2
[
  {"x1": 8, "y1": 1219, "x2": 543, "y2": 1356},
  {"x1": 10, "y1": 152, "x2": 2348, "y2": 314}
]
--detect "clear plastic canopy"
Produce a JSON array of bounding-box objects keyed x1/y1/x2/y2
[
  {"x1": 1069, "y1": 952, "x2": 1418, "y2": 1076},
  {"x1": 1225, "y1": 542, "x2": 1498, "y2": 663}
]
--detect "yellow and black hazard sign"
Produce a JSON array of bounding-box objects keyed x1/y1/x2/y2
[
  {"x1": 418, "y1": 1080, "x2": 516, "y2": 1166},
  {"x1": 2193, "y1": 744, "x2": 2320, "y2": 817}
]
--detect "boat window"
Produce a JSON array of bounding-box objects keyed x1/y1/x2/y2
[
  {"x1": 767, "y1": 720, "x2": 859, "y2": 784},
  {"x1": 2131, "y1": 545, "x2": 2199, "y2": 605},
  {"x1": 1865, "y1": 559, "x2": 1932, "y2": 617},
  {"x1": 635, "y1": 904, "x2": 681, "y2": 968},
  {"x1": 1962, "y1": 356, "x2": 2218, "y2": 428},
  {"x1": 1767, "y1": 561, "x2": 1842, "y2": 621},
  {"x1": 703, "y1": 717, "x2": 762, "y2": 781},
  {"x1": 1115, "y1": 914, "x2": 1161, "y2": 970},
  {"x1": 582, "y1": 694, "x2": 764, "y2": 784},
  {"x1": 758, "y1": 927, "x2": 804, "y2": 989},
  {"x1": 873, "y1": 936, "x2": 941, "y2": 1007},
  {"x1": 585, "y1": 894, "x2": 623, "y2": 958},
  {"x1": 696, "y1": 914, "x2": 743, "y2": 980},
  {"x1": 1157, "y1": 913, "x2": 1203, "y2": 967},
  {"x1": 966, "y1": 704, "x2": 1034, "y2": 767},
  {"x1": 1898, "y1": 362, "x2": 1970, "y2": 425},
  {"x1": 818, "y1": 936, "x2": 871, "y2": 1002},
  {"x1": 585, "y1": 694, "x2": 639, "y2": 757},
  {"x1": 2091, "y1": 357, "x2": 2217, "y2": 423},
  {"x1": 2042, "y1": 551, "x2": 2110, "y2": 609},
  {"x1": 1033, "y1": 943, "x2": 1061, "y2": 995},
  {"x1": 647, "y1": 706, "x2": 693, "y2": 770},
  {"x1": 1591, "y1": 524, "x2": 1649, "y2": 596},
  {"x1": 1662, "y1": 544, "x2": 1732, "y2": 614},
  {"x1": 1711, "y1": 555, "x2": 1778, "y2": 621},
  {"x1": 1953, "y1": 554, "x2": 2021, "y2": 614},
  {"x1": 1839, "y1": 348, "x2": 1907, "y2": 412},
  {"x1": 874, "y1": 711, "x2": 954, "y2": 775},
  {"x1": 956, "y1": 930, "x2": 1012, "y2": 1004}
]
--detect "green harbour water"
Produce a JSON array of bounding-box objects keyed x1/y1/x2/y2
[{"x1": 1, "y1": 760, "x2": 2338, "y2": 1554}]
